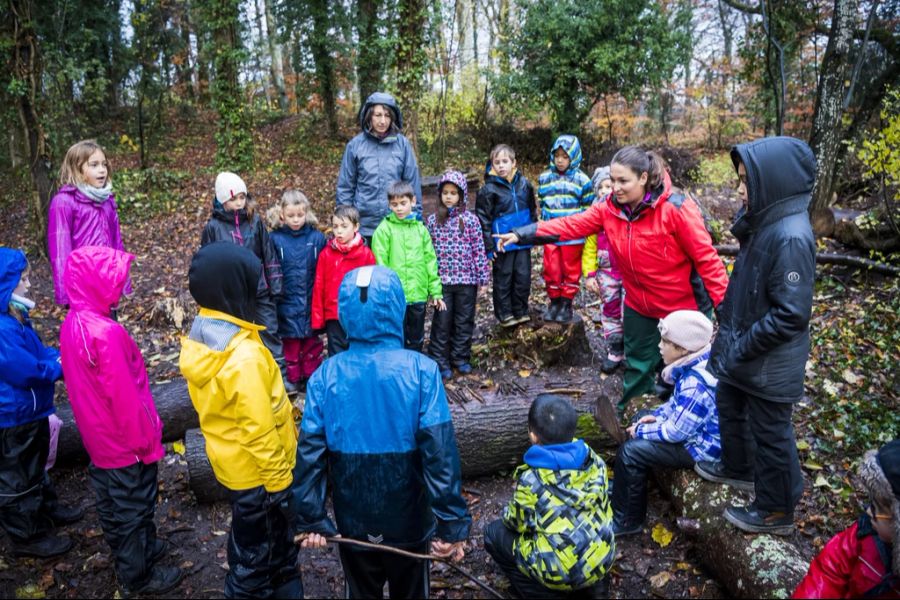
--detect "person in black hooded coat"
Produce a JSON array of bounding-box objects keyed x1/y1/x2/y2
[{"x1": 695, "y1": 136, "x2": 817, "y2": 536}]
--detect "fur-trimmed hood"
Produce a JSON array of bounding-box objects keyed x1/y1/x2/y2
[{"x1": 859, "y1": 443, "x2": 900, "y2": 573}]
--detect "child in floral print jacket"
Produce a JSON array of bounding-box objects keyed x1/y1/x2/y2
[{"x1": 425, "y1": 170, "x2": 490, "y2": 380}]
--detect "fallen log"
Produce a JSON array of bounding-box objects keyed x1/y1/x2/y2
[
  {"x1": 479, "y1": 313, "x2": 595, "y2": 369},
  {"x1": 653, "y1": 468, "x2": 809, "y2": 599},
  {"x1": 184, "y1": 375, "x2": 621, "y2": 504},
  {"x1": 714, "y1": 244, "x2": 900, "y2": 276},
  {"x1": 54, "y1": 379, "x2": 197, "y2": 467}
]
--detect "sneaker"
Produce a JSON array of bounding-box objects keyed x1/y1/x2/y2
[
  {"x1": 456, "y1": 363, "x2": 473, "y2": 375},
  {"x1": 511, "y1": 314, "x2": 530, "y2": 325},
  {"x1": 150, "y1": 538, "x2": 168, "y2": 564},
  {"x1": 600, "y1": 355, "x2": 622, "y2": 374},
  {"x1": 48, "y1": 504, "x2": 84, "y2": 526},
  {"x1": 440, "y1": 368, "x2": 453, "y2": 381},
  {"x1": 723, "y1": 504, "x2": 794, "y2": 536},
  {"x1": 555, "y1": 298, "x2": 574, "y2": 322},
  {"x1": 122, "y1": 565, "x2": 185, "y2": 598},
  {"x1": 543, "y1": 299, "x2": 561, "y2": 321},
  {"x1": 694, "y1": 461, "x2": 755, "y2": 492},
  {"x1": 612, "y1": 520, "x2": 642, "y2": 537},
  {"x1": 499, "y1": 315, "x2": 517, "y2": 328},
  {"x1": 12, "y1": 534, "x2": 73, "y2": 558}
]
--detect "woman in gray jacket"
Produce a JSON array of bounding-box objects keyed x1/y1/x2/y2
[{"x1": 336, "y1": 92, "x2": 422, "y2": 242}]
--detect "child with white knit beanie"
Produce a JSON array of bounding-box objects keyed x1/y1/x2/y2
[{"x1": 610, "y1": 310, "x2": 721, "y2": 536}]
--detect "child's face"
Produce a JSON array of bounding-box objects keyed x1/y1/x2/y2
[
  {"x1": 737, "y1": 162, "x2": 748, "y2": 210},
  {"x1": 441, "y1": 185, "x2": 461, "y2": 209},
  {"x1": 13, "y1": 270, "x2": 31, "y2": 297},
  {"x1": 611, "y1": 162, "x2": 649, "y2": 206},
  {"x1": 867, "y1": 502, "x2": 894, "y2": 544},
  {"x1": 282, "y1": 204, "x2": 307, "y2": 231},
  {"x1": 332, "y1": 216, "x2": 358, "y2": 244},
  {"x1": 659, "y1": 337, "x2": 690, "y2": 365},
  {"x1": 389, "y1": 194, "x2": 415, "y2": 219},
  {"x1": 223, "y1": 192, "x2": 247, "y2": 212},
  {"x1": 492, "y1": 152, "x2": 516, "y2": 178},
  {"x1": 598, "y1": 178, "x2": 613, "y2": 197},
  {"x1": 370, "y1": 105, "x2": 393, "y2": 135},
  {"x1": 81, "y1": 150, "x2": 108, "y2": 188},
  {"x1": 553, "y1": 148, "x2": 571, "y2": 173}
]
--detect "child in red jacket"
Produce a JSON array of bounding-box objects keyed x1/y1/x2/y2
[
  {"x1": 311, "y1": 205, "x2": 376, "y2": 356},
  {"x1": 792, "y1": 440, "x2": 899, "y2": 599}
]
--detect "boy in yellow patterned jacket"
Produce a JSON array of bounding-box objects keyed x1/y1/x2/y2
[
  {"x1": 179, "y1": 242, "x2": 300, "y2": 598},
  {"x1": 484, "y1": 394, "x2": 615, "y2": 598}
]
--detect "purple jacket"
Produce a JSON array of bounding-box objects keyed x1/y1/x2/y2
[
  {"x1": 48, "y1": 185, "x2": 131, "y2": 305},
  {"x1": 427, "y1": 172, "x2": 490, "y2": 287}
]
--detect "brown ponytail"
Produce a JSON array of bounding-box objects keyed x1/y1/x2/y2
[{"x1": 611, "y1": 146, "x2": 667, "y2": 191}]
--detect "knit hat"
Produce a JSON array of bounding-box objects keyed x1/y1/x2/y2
[
  {"x1": 658, "y1": 310, "x2": 713, "y2": 352},
  {"x1": 859, "y1": 439, "x2": 900, "y2": 572},
  {"x1": 215, "y1": 172, "x2": 248, "y2": 204},
  {"x1": 592, "y1": 166, "x2": 611, "y2": 192},
  {"x1": 438, "y1": 170, "x2": 469, "y2": 206}
]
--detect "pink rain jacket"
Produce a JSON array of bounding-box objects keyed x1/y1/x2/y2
[
  {"x1": 48, "y1": 185, "x2": 131, "y2": 305},
  {"x1": 59, "y1": 246, "x2": 163, "y2": 469}
]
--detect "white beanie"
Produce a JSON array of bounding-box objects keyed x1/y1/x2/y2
[
  {"x1": 658, "y1": 310, "x2": 713, "y2": 352},
  {"x1": 215, "y1": 172, "x2": 248, "y2": 204}
]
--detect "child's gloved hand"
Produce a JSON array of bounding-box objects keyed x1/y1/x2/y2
[{"x1": 431, "y1": 539, "x2": 466, "y2": 562}]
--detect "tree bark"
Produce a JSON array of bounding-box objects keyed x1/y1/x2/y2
[
  {"x1": 654, "y1": 469, "x2": 809, "y2": 598},
  {"x1": 809, "y1": 0, "x2": 860, "y2": 214},
  {"x1": 395, "y1": 0, "x2": 427, "y2": 153},
  {"x1": 263, "y1": 0, "x2": 289, "y2": 111},
  {"x1": 309, "y1": 0, "x2": 339, "y2": 136},
  {"x1": 355, "y1": 0, "x2": 382, "y2": 102},
  {"x1": 184, "y1": 375, "x2": 620, "y2": 504},
  {"x1": 53, "y1": 380, "x2": 198, "y2": 467}
]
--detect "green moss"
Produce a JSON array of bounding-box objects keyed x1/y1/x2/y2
[{"x1": 575, "y1": 413, "x2": 603, "y2": 442}]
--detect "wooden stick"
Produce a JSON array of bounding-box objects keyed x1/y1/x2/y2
[{"x1": 297, "y1": 535, "x2": 507, "y2": 599}]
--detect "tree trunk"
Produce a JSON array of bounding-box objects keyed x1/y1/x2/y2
[
  {"x1": 10, "y1": 0, "x2": 54, "y2": 252},
  {"x1": 53, "y1": 380, "x2": 198, "y2": 467},
  {"x1": 356, "y1": 0, "x2": 382, "y2": 102},
  {"x1": 654, "y1": 469, "x2": 809, "y2": 598},
  {"x1": 310, "y1": 0, "x2": 339, "y2": 136},
  {"x1": 395, "y1": 0, "x2": 427, "y2": 153},
  {"x1": 184, "y1": 376, "x2": 619, "y2": 504},
  {"x1": 809, "y1": 0, "x2": 860, "y2": 215},
  {"x1": 263, "y1": 0, "x2": 289, "y2": 111},
  {"x1": 252, "y1": 0, "x2": 272, "y2": 108}
]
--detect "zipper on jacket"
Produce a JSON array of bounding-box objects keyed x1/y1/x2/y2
[{"x1": 626, "y1": 222, "x2": 650, "y2": 315}]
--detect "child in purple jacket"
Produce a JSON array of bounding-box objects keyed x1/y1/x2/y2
[
  {"x1": 426, "y1": 170, "x2": 490, "y2": 380},
  {"x1": 48, "y1": 140, "x2": 131, "y2": 308}
]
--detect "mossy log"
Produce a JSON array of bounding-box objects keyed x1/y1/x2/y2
[
  {"x1": 184, "y1": 375, "x2": 621, "y2": 504},
  {"x1": 480, "y1": 312, "x2": 595, "y2": 369},
  {"x1": 653, "y1": 469, "x2": 809, "y2": 599},
  {"x1": 54, "y1": 379, "x2": 196, "y2": 467}
]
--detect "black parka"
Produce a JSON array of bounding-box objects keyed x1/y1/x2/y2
[{"x1": 709, "y1": 137, "x2": 817, "y2": 403}]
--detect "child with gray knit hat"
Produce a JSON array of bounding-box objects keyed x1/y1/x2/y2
[
  {"x1": 793, "y1": 439, "x2": 900, "y2": 598},
  {"x1": 611, "y1": 310, "x2": 720, "y2": 536}
]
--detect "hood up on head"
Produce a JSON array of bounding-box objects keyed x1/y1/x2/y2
[
  {"x1": 337, "y1": 265, "x2": 405, "y2": 348},
  {"x1": 358, "y1": 92, "x2": 403, "y2": 132},
  {"x1": 64, "y1": 246, "x2": 133, "y2": 314},
  {"x1": 188, "y1": 242, "x2": 261, "y2": 323},
  {"x1": 438, "y1": 170, "x2": 469, "y2": 207},
  {"x1": 0, "y1": 248, "x2": 27, "y2": 310},
  {"x1": 730, "y1": 136, "x2": 816, "y2": 217},
  {"x1": 549, "y1": 134, "x2": 583, "y2": 173},
  {"x1": 859, "y1": 441, "x2": 900, "y2": 573}
]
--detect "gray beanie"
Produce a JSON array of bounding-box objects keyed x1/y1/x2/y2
[
  {"x1": 658, "y1": 310, "x2": 713, "y2": 352},
  {"x1": 591, "y1": 166, "x2": 611, "y2": 193}
]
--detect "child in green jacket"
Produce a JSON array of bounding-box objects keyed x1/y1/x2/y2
[{"x1": 372, "y1": 181, "x2": 445, "y2": 351}]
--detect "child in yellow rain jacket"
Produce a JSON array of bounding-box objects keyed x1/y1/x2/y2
[{"x1": 179, "y1": 241, "x2": 300, "y2": 599}]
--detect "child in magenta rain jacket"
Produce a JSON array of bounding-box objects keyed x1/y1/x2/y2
[{"x1": 59, "y1": 246, "x2": 182, "y2": 596}]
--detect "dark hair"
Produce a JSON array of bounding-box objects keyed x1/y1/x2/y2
[
  {"x1": 387, "y1": 180, "x2": 415, "y2": 201},
  {"x1": 528, "y1": 394, "x2": 578, "y2": 445},
  {"x1": 611, "y1": 146, "x2": 667, "y2": 191},
  {"x1": 490, "y1": 144, "x2": 516, "y2": 162},
  {"x1": 333, "y1": 205, "x2": 360, "y2": 225},
  {"x1": 363, "y1": 104, "x2": 400, "y2": 136},
  {"x1": 437, "y1": 182, "x2": 465, "y2": 232}
]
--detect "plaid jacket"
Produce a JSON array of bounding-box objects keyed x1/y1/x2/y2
[
  {"x1": 503, "y1": 441, "x2": 615, "y2": 590},
  {"x1": 634, "y1": 354, "x2": 721, "y2": 462}
]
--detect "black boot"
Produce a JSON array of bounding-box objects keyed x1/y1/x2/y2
[
  {"x1": 48, "y1": 504, "x2": 85, "y2": 526},
  {"x1": 12, "y1": 534, "x2": 73, "y2": 558},
  {"x1": 555, "y1": 298, "x2": 574, "y2": 322},
  {"x1": 122, "y1": 565, "x2": 185, "y2": 598},
  {"x1": 150, "y1": 538, "x2": 168, "y2": 564},
  {"x1": 542, "y1": 298, "x2": 561, "y2": 321}
]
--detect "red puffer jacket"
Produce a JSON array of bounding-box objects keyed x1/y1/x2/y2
[
  {"x1": 534, "y1": 172, "x2": 728, "y2": 319},
  {"x1": 792, "y1": 518, "x2": 900, "y2": 599},
  {"x1": 310, "y1": 234, "x2": 376, "y2": 329}
]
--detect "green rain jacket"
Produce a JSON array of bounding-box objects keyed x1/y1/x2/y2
[
  {"x1": 503, "y1": 440, "x2": 615, "y2": 590},
  {"x1": 372, "y1": 213, "x2": 443, "y2": 304}
]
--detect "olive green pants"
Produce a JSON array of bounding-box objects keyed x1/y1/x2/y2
[{"x1": 621, "y1": 306, "x2": 662, "y2": 409}]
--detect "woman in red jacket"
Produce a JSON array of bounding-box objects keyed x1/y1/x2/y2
[
  {"x1": 496, "y1": 146, "x2": 728, "y2": 409},
  {"x1": 792, "y1": 440, "x2": 899, "y2": 599}
]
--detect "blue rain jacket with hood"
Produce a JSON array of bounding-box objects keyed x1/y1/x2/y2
[
  {"x1": 291, "y1": 265, "x2": 471, "y2": 546},
  {"x1": 270, "y1": 224, "x2": 327, "y2": 339},
  {"x1": 709, "y1": 137, "x2": 816, "y2": 403},
  {"x1": 336, "y1": 92, "x2": 423, "y2": 237},
  {"x1": 0, "y1": 248, "x2": 61, "y2": 428}
]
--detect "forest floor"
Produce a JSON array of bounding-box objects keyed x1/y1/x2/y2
[{"x1": 0, "y1": 111, "x2": 896, "y2": 598}]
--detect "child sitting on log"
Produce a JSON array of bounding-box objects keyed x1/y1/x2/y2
[
  {"x1": 611, "y1": 310, "x2": 720, "y2": 536},
  {"x1": 792, "y1": 440, "x2": 899, "y2": 598},
  {"x1": 484, "y1": 394, "x2": 615, "y2": 598}
]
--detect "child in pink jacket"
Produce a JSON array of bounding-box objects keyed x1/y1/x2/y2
[{"x1": 59, "y1": 246, "x2": 182, "y2": 596}]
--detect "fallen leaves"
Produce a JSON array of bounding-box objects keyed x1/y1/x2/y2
[{"x1": 651, "y1": 522, "x2": 674, "y2": 548}]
